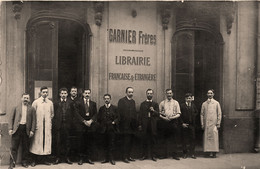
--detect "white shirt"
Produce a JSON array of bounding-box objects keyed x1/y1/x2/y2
[
  {"x1": 126, "y1": 96, "x2": 132, "y2": 100},
  {"x1": 186, "y1": 102, "x2": 191, "y2": 107},
  {"x1": 159, "y1": 98, "x2": 181, "y2": 117},
  {"x1": 105, "y1": 103, "x2": 111, "y2": 108},
  {"x1": 84, "y1": 98, "x2": 89, "y2": 106},
  {"x1": 71, "y1": 96, "x2": 76, "y2": 101},
  {"x1": 20, "y1": 104, "x2": 27, "y2": 124},
  {"x1": 60, "y1": 98, "x2": 67, "y2": 102}
]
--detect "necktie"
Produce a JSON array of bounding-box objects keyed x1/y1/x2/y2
[
  {"x1": 85, "y1": 100, "x2": 89, "y2": 116},
  {"x1": 61, "y1": 100, "x2": 66, "y2": 121}
]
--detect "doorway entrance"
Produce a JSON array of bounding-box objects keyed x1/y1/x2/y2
[
  {"x1": 26, "y1": 18, "x2": 90, "y2": 101},
  {"x1": 171, "y1": 29, "x2": 223, "y2": 146}
]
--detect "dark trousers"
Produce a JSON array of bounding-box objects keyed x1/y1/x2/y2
[
  {"x1": 161, "y1": 119, "x2": 180, "y2": 157},
  {"x1": 76, "y1": 129, "x2": 94, "y2": 160},
  {"x1": 101, "y1": 131, "x2": 116, "y2": 160},
  {"x1": 122, "y1": 133, "x2": 134, "y2": 159},
  {"x1": 31, "y1": 154, "x2": 51, "y2": 164},
  {"x1": 182, "y1": 126, "x2": 196, "y2": 155},
  {"x1": 54, "y1": 124, "x2": 71, "y2": 159},
  {"x1": 142, "y1": 120, "x2": 157, "y2": 158},
  {"x1": 10, "y1": 124, "x2": 29, "y2": 165}
]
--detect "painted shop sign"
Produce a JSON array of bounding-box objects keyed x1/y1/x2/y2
[
  {"x1": 108, "y1": 28, "x2": 156, "y2": 45},
  {"x1": 108, "y1": 28, "x2": 156, "y2": 82},
  {"x1": 108, "y1": 73, "x2": 156, "y2": 81}
]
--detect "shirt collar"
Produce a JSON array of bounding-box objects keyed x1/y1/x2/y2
[
  {"x1": 105, "y1": 103, "x2": 111, "y2": 108},
  {"x1": 84, "y1": 98, "x2": 90, "y2": 103},
  {"x1": 146, "y1": 99, "x2": 152, "y2": 102},
  {"x1": 71, "y1": 96, "x2": 77, "y2": 100},
  {"x1": 126, "y1": 96, "x2": 132, "y2": 100},
  {"x1": 61, "y1": 98, "x2": 67, "y2": 102},
  {"x1": 186, "y1": 102, "x2": 191, "y2": 106},
  {"x1": 207, "y1": 98, "x2": 214, "y2": 103},
  {"x1": 41, "y1": 96, "x2": 47, "y2": 103},
  {"x1": 166, "y1": 98, "x2": 173, "y2": 102}
]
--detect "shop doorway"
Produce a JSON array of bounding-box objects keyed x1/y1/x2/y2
[
  {"x1": 26, "y1": 18, "x2": 90, "y2": 101},
  {"x1": 171, "y1": 30, "x2": 223, "y2": 147}
]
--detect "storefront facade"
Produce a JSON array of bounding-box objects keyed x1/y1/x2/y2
[{"x1": 0, "y1": 1, "x2": 259, "y2": 165}]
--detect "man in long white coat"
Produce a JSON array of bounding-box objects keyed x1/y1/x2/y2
[
  {"x1": 30, "y1": 86, "x2": 54, "y2": 166},
  {"x1": 200, "y1": 89, "x2": 222, "y2": 158}
]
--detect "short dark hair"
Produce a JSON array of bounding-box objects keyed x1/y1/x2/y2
[
  {"x1": 21, "y1": 93, "x2": 29, "y2": 97},
  {"x1": 208, "y1": 89, "x2": 214, "y2": 93},
  {"x1": 125, "y1": 87, "x2": 133, "y2": 93},
  {"x1": 83, "y1": 89, "x2": 91, "y2": 93},
  {"x1": 59, "y1": 87, "x2": 68, "y2": 94},
  {"x1": 103, "y1": 93, "x2": 111, "y2": 99},
  {"x1": 40, "y1": 86, "x2": 48, "y2": 92},
  {"x1": 146, "y1": 88, "x2": 153, "y2": 93},
  {"x1": 165, "y1": 88, "x2": 172, "y2": 93},
  {"x1": 70, "y1": 86, "x2": 77, "y2": 91},
  {"x1": 185, "y1": 93, "x2": 193, "y2": 98}
]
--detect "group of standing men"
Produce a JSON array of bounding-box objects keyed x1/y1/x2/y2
[{"x1": 8, "y1": 86, "x2": 222, "y2": 169}]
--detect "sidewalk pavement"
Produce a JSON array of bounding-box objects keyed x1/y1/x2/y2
[{"x1": 3, "y1": 153, "x2": 260, "y2": 169}]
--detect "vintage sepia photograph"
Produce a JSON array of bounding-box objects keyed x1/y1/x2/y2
[{"x1": 0, "y1": 0, "x2": 260, "y2": 169}]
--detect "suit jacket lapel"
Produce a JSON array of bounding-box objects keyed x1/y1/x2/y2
[{"x1": 18, "y1": 104, "x2": 22, "y2": 121}]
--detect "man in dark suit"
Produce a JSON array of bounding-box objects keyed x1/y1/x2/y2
[
  {"x1": 67, "y1": 86, "x2": 80, "y2": 156},
  {"x1": 74, "y1": 89, "x2": 97, "y2": 165},
  {"x1": 8, "y1": 93, "x2": 36, "y2": 169},
  {"x1": 97, "y1": 94, "x2": 119, "y2": 165},
  {"x1": 118, "y1": 87, "x2": 137, "y2": 163},
  {"x1": 53, "y1": 88, "x2": 73, "y2": 164},
  {"x1": 139, "y1": 89, "x2": 159, "y2": 161},
  {"x1": 180, "y1": 93, "x2": 198, "y2": 159}
]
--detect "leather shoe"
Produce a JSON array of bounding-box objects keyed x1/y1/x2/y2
[
  {"x1": 128, "y1": 157, "x2": 135, "y2": 161},
  {"x1": 183, "y1": 154, "x2": 188, "y2": 159},
  {"x1": 172, "y1": 156, "x2": 180, "y2": 160},
  {"x1": 122, "y1": 158, "x2": 129, "y2": 163},
  {"x1": 78, "y1": 159, "x2": 83, "y2": 165},
  {"x1": 44, "y1": 161, "x2": 51, "y2": 165},
  {"x1": 191, "y1": 155, "x2": 196, "y2": 159},
  {"x1": 9, "y1": 162, "x2": 15, "y2": 168},
  {"x1": 151, "y1": 157, "x2": 157, "y2": 161},
  {"x1": 53, "y1": 158, "x2": 60, "y2": 165},
  {"x1": 8, "y1": 163, "x2": 15, "y2": 169},
  {"x1": 31, "y1": 161, "x2": 36, "y2": 167},
  {"x1": 22, "y1": 163, "x2": 29, "y2": 168},
  {"x1": 110, "y1": 160, "x2": 115, "y2": 165},
  {"x1": 140, "y1": 156, "x2": 147, "y2": 161},
  {"x1": 66, "y1": 158, "x2": 73, "y2": 164},
  {"x1": 86, "y1": 159, "x2": 94, "y2": 165},
  {"x1": 209, "y1": 152, "x2": 214, "y2": 158},
  {"x1": 101, "y1": 160, "x2": 109, "y2": 164}
]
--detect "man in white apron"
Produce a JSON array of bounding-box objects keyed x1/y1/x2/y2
[
  {"x1": 30, "y1": 86, "x2": 54, "y2": 166},
  {"x1": 200, "y1": 89, "x2": 222, "y2": 158}
]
